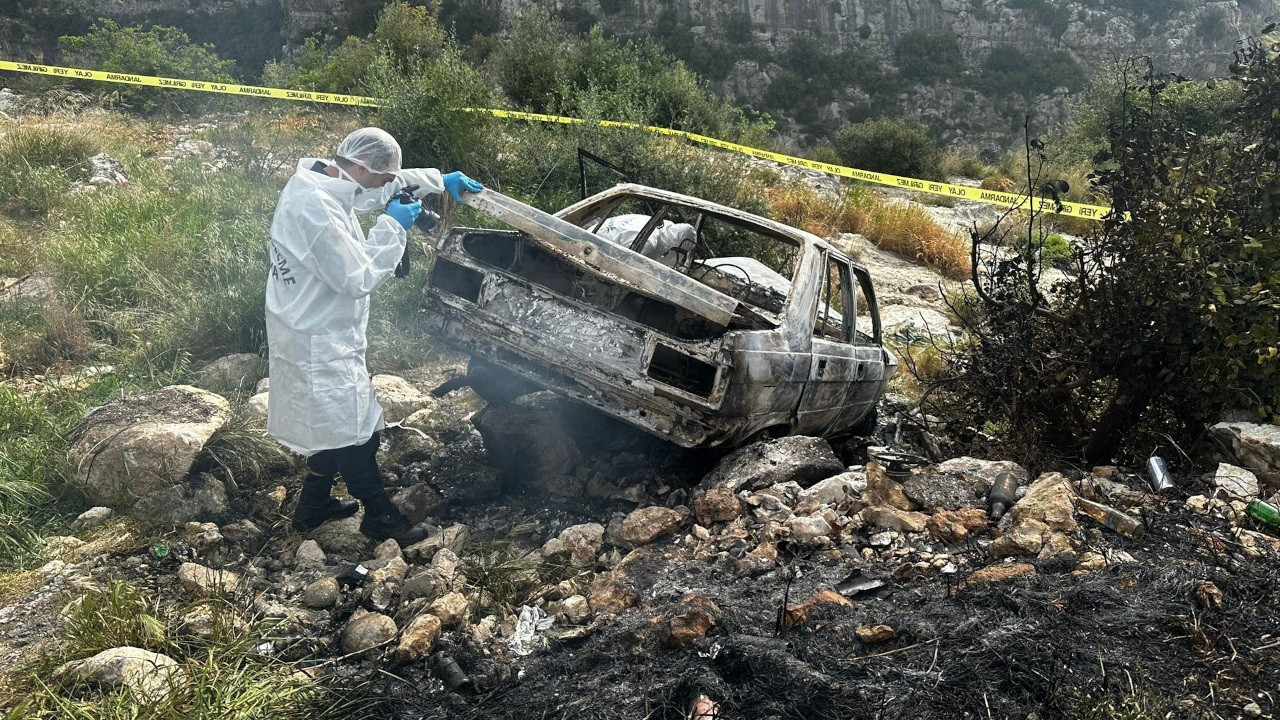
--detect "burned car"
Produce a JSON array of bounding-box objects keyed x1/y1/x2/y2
[{"x1": 423, "y1": 183, "x2": 896, "y2": 448}]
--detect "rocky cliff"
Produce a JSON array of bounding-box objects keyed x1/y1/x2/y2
[{"x1": 2, "y1": 0, "x2": 1277, "y2": 149}]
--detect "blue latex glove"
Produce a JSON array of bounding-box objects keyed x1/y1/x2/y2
[
  {"x1": 442, "y1": 171, "x2": 484, "y2": 204},
  {"x1": 385, "y1": 197, "x2": 423, "y2": 230}
]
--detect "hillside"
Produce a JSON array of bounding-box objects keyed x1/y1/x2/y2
[{"x1": 3, "y1": 0, "x2": 1279, "y2": 148}]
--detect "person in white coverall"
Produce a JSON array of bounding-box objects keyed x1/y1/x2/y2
[{"x1": 266, "y1": 127, "x2": 483, "y2": 546}]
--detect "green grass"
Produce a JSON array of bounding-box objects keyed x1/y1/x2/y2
[
  {"x1": 0, "y1": 378, "x2": 120, "y2": 568},
  {"x1": 6, "y1": 582, "x2": 330, "y2": 720}
]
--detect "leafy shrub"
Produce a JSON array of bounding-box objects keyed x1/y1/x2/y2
[
  {"x1": 978, "y1": 46, "x2": 1086, "y2": 96},
  {"x1": 832, "y1": 117, "x2": 942, "y2": 180},
  {"x1": 1039, "y1": 233, "x2": 1073, "y2": 269},
  {"x1": 933, "y1": 43, "x2": 1280, "y2": 467},
  {"x1": 58, "y1": 19, "x2": 236, "y2": 114},
  {"x1": 893, "y1": 30, "x2": 964, "y2": 82},
  {"x1": 263, "y1": 3, "x2": 449, "y2": 94}
]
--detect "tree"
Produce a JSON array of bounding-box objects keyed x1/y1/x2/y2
[{"x1": 924, "y1": 37, "x2": 1280, "y2": 469}]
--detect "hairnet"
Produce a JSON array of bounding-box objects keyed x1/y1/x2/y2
[{"x1": 335, "y1": 127, "x2": 402, "y2": 175}]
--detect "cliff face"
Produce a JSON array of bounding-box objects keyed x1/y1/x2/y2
[
  {"x1": 495, "y1": 0, "x2": 1278, "y2": 147},
  {"x1": 2, "y1": 0, "x2": 1277, "y2": 149}
]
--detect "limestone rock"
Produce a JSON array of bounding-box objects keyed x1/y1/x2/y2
[
  {"x1": 132, "y1": 472, "x2": 230, "y2": 528},
  {"x1": 785, "y1": 514, "x2": 834, "y2": 542},
  {"x1": 935, "y1": 457, "x2": 1029, "y2": 491},
  {"x1": 544, "y1": 523, "x2": 604, "y2": 568},
  {"x1": 472, "y1": 398, "x2": 582, "y2": 495},
  {"x1": 395, "y1": 614, "x2": 442, "y2": 663},
  {"x1": 67, "y1": 385, "x2": 230, "y2": 525},
  {"x1": 427, "y1": 591, "x2": 470, "y2": 626},
  {"x1": 384, "y1": 426, "x2": 442, "y2": 466},
  {"x1": 927, "y1": 507, "x2": 989, "y2": 543},
  {"x1": 551, "y1": 594, "x2": 591, "y2": 624},
  {"x1": 615, "y1": 506, "x2": 687, "y2": 546},
  {"x1": 990, "y1": 520, "x2": 1049, "y2": 558},
  {"x1": 1211, "y1": 462, "x2": 1260, "y2": 500},
  {"x1": 371, "y1": 374, "x2": 432, "y2": 423},
  {"x1": 294, "y1": 539, "x2": 327, "y2": 569},
  {"x1": 178, "y1": 604, "x2": 248, "y2": 639},
  {"x1": 863, "y1": 462, "x2": 919, "y2": 511},
  {"x1": 73, "y1": 506, "x2": 114, "y2": 530},
  {"x1": 54, "y1": 647, "x2": 184, "y2": 703},
  {"x1": 861, "y1": 506, "x2": 929, "y2": 534},
  {"x1": 178, "y1": 562, "x2": 240, "y2": 596},
  {"x1": 589, "y1": 573, "x2": 637, "y2": 615},
  {"x1": 1210, "y1": 421, "x2": 1280, "y2": 485},
  {"x1": 403, "y1": 569, "x2": 446, "y2": 601},
  {"x1": 1038, "y1": 531, "x2": 1075, "y2": 560},
  {"x1": 302, "y1": 577, "x2": 340, "y2": 609},
  {"x1": 694, "y1": 487, "x2": 742, "y2": 524},
  {"x1": 404, "y1": 524, "x2": 470, "y2": 562},
  {"x1": 246, "y1": 392, "x2": 269, "y2": 424},
  {"x1": 196, "y1": 353, "x2": 265, "y2": 392},
  {"x1": 661, "y1": 596, "x2": 719, "y2": 648},
  {"x1": 307, "y1": 511, "x2": 370, "y2": 555},
  {"x1": 800, "y1": 470, "x2": 865, "y2": 506},
  {"x1": 701, "y1": 436, "x2": 844, "y2": 491},
  {"x1": 1008, "y1": 472, "x2": 1077, "y2": 533},
  {"x1": 340, "y1": 612, "x2": 397, "y2": 654}
]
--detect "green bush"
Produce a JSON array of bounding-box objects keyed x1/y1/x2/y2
[
  {"x1": 263, "y1": 3, "x2": 449, "y2": 95},
  {"x1": 832, "y1": 117, "x2": 942, "y2": 180},
  {"x1": 978, "y1": 46, "x2": 1087, "y2": 96},
  {"x1": 893, "y1": 30, "x2": 964, "y2": 82},
  {"x1": 1039, "y1": 233, "x2": 1073, "y2": 269},
  {"x1": 58, "y1": 19, "x2": 236, "y2": 114}
]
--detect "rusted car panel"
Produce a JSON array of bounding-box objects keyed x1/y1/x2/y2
[{"x1": 422, "y1": 184, "x2": 897, "y2": 448}]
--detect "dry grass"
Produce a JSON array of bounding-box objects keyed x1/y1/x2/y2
[{"x1": 766, "y1": 185, "x2": 971, "y2": 280}]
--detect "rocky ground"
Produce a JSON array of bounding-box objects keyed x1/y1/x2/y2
[{"x1": 4, "y1": 352, "x2": 1280, "y2": 719}]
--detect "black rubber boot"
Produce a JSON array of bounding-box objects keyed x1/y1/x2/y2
[
  {"x1": 292, "y1": 473, "x2": 360, "y2": 532},
  {"x1": 358, "y1": 492, "x2": 429, "y2": 546}
]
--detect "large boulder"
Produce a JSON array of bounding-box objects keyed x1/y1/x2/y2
[
  {"x1": 196, "y1": 353, "x2": 265, "y2": 393},
  {"x1": 1008, "y1": 472, "x2": 1078, "y2": 533},
  {"x1": 701, "y1": 436, "x2": 844, "y2": 492},
  {"x1": 53, "y1": 647, "x2": 184, "y2": 703},
  {"x1": 372, "y1": 374, "x2": 433, "y2": 423},
  {"x1": 67, "y1": 385, "x2": 230, "y2": 525},
  {"x1": 1210, "y1": 422, "x2": 1280, "y2": 487},
  {"x1": 903, "y1": 457, "x2": 1026, "y2": 511},
  {"x1": 471, "y1": 397, "x2": 582, "y2": 495}
]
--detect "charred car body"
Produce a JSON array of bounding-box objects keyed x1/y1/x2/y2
[{"x1": 423, "y1": 183, "x2": 896, "y2": 448}]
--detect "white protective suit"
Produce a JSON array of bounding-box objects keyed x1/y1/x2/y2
[{"x1": 265, "y1": 159, "x2": 443, "y2": 455}]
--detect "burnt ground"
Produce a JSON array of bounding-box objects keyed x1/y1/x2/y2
[
  {"x1": 15, "y1": 388, "x2": 1280, "y2": 720},
  {"x1": 325, "y1": 430, "x2": 1280, "y2": 720}
]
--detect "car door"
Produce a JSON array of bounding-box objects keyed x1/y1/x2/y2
[{"x1": 794, "y1": 249, "x2": 858, "y2": 436}]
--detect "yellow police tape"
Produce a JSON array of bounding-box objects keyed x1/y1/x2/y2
[{"x1": 0, "y1": 59, "x2": 1112, "y2": 220}]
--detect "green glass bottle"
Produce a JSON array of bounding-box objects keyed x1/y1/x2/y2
[{"x1": 1247, "y1": 499, "x2": 1280, "y2": 531}]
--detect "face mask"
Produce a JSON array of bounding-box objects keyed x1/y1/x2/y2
[{"x1": 337, "y1": 165, "x2": 386, "y2": 213}]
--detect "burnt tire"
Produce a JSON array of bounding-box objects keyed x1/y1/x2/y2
[{"x1": 466, "y1": 359, "x2": 537, "y2": 405}]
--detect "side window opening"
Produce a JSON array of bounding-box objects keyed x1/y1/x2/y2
[{"x1": 814, "y1": 254, "x2": 855, "y2": 342}]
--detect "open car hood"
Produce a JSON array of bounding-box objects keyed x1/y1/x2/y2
[{"x1": 460, "y1": 189, "x2": 739, "y2": 327}]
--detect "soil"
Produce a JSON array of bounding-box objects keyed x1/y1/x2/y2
[{"x1": 327, "y1": 494, "x2": 1280, "y2": 720}]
